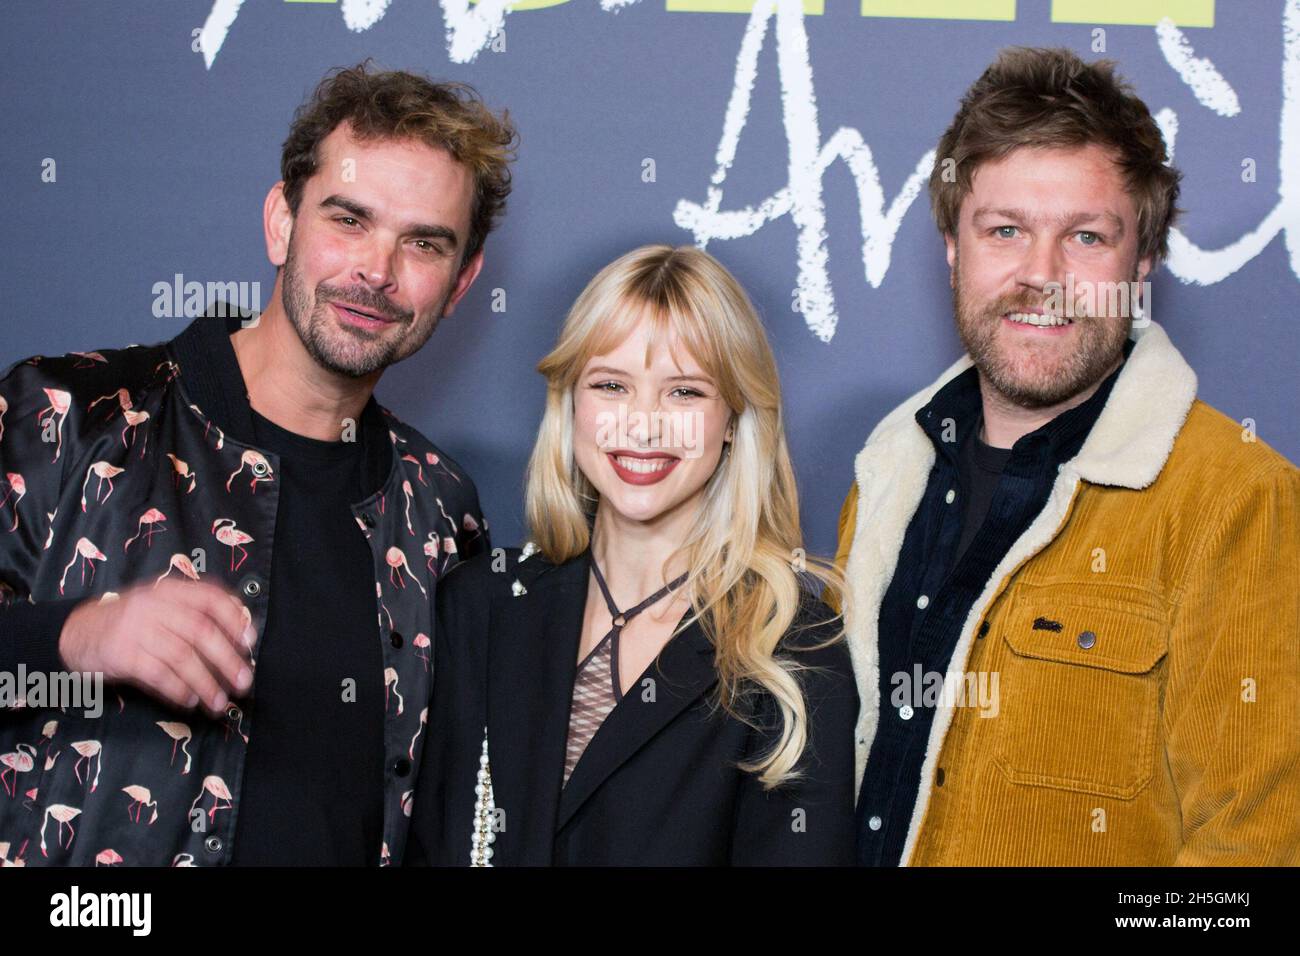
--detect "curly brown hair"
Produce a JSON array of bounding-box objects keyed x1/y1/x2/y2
[
  {"x1": 930, "y1": 47, "x2": 1181, "y2": 264},
  {"x1": 281, "y1": 60, "x2": 518, "y2": 268}
]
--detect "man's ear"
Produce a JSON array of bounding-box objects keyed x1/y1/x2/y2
[
  {"x1": 441, "y1": 248, "x2": 486, "y2": 318},
  {"x1": 944, "y1": 232, "x2": 958, "y2": 289},
  {"x1": 264, "y1": 182, "x2": 293, "y2": 267},
  {"x1": 1136, "y1": 252, "x2": 1153, "y2": 285}
]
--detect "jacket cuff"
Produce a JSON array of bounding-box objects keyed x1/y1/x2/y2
[{"x1": 0, "y1": 598, "x2": 83, "y2": 675}]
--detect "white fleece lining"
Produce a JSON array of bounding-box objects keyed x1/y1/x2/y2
[{"x1": 842, "y1": 321, "x2": 1198, "y2": 865}]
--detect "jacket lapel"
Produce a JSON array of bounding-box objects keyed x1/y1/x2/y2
[
  {"x1": 487, "y1": 551, "x2": 585, "y2": 864},
  {"x1": 556, "y1": 607, "x2": 717, "y2": 832}
]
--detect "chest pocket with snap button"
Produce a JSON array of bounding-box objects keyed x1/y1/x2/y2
[{"x1": 993, "y1": 589, "x2": 1168, "y2": 799}]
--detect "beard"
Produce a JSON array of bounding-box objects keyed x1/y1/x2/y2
[
  {"x1": 280, "y1": 238, "x2": 450, "y2": 379},
  {"x1": 952, "y1": 255, "x2": 1135, "y2": 409}
]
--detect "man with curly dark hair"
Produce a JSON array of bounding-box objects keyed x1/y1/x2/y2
[{"x1": 0, "y1": 62, "x2": 517, "y2": 866}]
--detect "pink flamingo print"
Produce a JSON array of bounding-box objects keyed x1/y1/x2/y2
[
  {"x1": 226, "y1": 450, "x2": 273, "y2": 493},
  {"x1": 0, "y1": 839, "x2": 29, "y2": 867},
  {"x1": 80, "y1": 461, "x2": 125, "y2": 511},
  {"x1": 0, "y1": 472, "x2": 25, "y2": 532},
  {"x1": 428, "y1": 452, "x2": 461, "y2": 484},
  {"x1": 423, "y1": 533, "x2": 440, "y2": 574},
  {"x1": 95, "y1": 848, "x2": 123, "y2": 866},
  {"x1": 385, "y1": 547, "x2": 426, "y2": 596},
  {"x1": 43, "y1": 509, "x2": 56, "y2": 550},
  {"x1": 0, "y1": 743, "x2": 36, "y2": 797},
  {"x1": 154, "y1": 359, "x2": 179, "y2": 383},
  {"x1": 70, "y1": 351, "x2": 107, "y2": 369},
  {"x1": 154, "y1": 553, "x2": 200, "y2": 587},
  {"x1": 35, "y1": 387, "x2": 71, "y2": 462},
  {"x1": 172, "y1": 853, "x2": 195, "y2": 866},
  {"x1": 121, "y1": 407, "x2": 150, "y2": 457},
  {"x1": 59, "y1": 537, "x2": 106, "y2": 594},
  {"x1": 40, "y1": 804, "x2": 81, "y2": 856},
  {"x1": 413, "y1": 633, "x2": 431, "y2": 671},
  {"x1": 401, "y1": 790, "x2": 414, "y2": 817},
  {"x1": 401, "y1": 453, "x2": 427, "y2": 485},
  {"x1": 87, "y1": 387, "x2": 132, "y2": 415},
  {"x1": 402, "y1": 480, "x2": 415, "y2": 535},
  {"x1": 440, "y1": 535, "x2": 458, "y2": 576},
  {"x1": 190, "y1": 404, "x2": 225, "y2": 450},
  {"x1": 71, "y1": 740, "x2": 103, "y2": 791},
  {"x1": 123, "y1": 508, "x2": 167, "y2": 552},
  {"x1": 408, "y1": 707, "x2": 428, "y2": 759},
  {"x1": 189, "y1": 775, "x2": 232, "y2": 824},
  {"x1": 0, "y1": 393, "x2": 7, "y2": 443},
  {"x1": 211, "y1": 518, "x2": 253, "y2": 571},
  {"x1": 224, "y1": 707, "x2": 248, "y2": 745},
  {"x1": 462, "y1": 513, "x2": 483, "y2": 544},
  {"x1": 384, "y1": 667, "x2": 404, "y2": 716},
  {"x1": 377, "y1": 582, "x2": 393, "y2": 630},
  {"x1": 122, "y1": 784, "x2": 159, "y2": 824},
  {"x1": 167, "y1": 452, "x2": 197, "y2": 493},
  {"x1": 156, "y1": 721, "x2": 192, "y2": 774}
]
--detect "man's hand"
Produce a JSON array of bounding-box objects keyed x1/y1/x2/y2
[{"x1": 58, "y1": 579, "x2": 256, "y2": 717}]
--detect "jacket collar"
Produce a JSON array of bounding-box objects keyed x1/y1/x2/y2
[
  {"x1": 489, "y1": 546, "x2": 717, "y2": 856},
  {"x1": 863, "y1": 320, "x2": 1197, "y2": 491},
  {"x1": 166, "y1": 311, "x2": 393, "y2": 495}
]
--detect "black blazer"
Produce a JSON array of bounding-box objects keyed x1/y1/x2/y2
[{"x1": 406, "y1": 545, "x2": 859, "y2": 866}]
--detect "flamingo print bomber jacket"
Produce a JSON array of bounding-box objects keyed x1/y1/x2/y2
[{"x1": 0, "y1": 313, "x2": 489, "y2": 866}]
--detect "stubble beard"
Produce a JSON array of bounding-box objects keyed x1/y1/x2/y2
[
  {"x1": 951, "y1": 253, "x2": 1134, "y2": 409},
  {"x1": 281, "y1": 238, "x2": 449, "y2": 379}
]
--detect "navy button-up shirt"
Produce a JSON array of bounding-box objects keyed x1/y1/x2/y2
[{"x1": 856, "y1": 340, "x2": 1133, "y2": 866}]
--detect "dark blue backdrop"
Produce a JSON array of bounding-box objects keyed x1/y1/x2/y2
[{"x1": 4, "y1": 0, "x2": 1297, "y2": 556}]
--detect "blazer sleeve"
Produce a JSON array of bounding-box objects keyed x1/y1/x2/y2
[{"x1": 729, "y1": 609, "x2": 860, "y2": 866}]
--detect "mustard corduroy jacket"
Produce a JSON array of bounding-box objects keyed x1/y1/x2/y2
[{"x1": 830, "y1": 321, "x2": 1300, "y2": 865}]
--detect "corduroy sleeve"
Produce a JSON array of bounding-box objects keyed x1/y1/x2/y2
[{"x1": 1166, "y1": 463, "x2": 1300, "y2": 865}]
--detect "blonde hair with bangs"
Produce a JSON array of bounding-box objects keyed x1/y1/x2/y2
[{"x1": 525, "y1": 244, "x2": 846, "y2": 788}]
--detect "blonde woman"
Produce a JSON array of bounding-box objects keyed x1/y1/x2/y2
[{"x1": 408, "y1": 245, "x2": 858, "y2": 866}]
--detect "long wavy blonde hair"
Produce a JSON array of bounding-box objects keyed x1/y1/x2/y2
[{"x1": 524, "y1": 244, "x2": 846, "y2": 788}]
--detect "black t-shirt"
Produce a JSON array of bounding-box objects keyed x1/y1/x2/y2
[
  {"x1": 229, "y1": 409, "x2": 385, "y2": 865},
  {"x1": 953, "y1": 418, "x2": 1013, "y2": 567}
]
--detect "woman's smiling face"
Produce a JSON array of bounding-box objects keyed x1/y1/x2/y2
[{"x1": 573, "y1": 311, "x2": 734, "y2": 527}]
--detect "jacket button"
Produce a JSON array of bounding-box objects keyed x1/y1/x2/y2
[
  {"x1": 390, "y1": 631, "x2": 403, "y2": 649},
  {"x1": 1077, "y1": 629, "x2": 1097, "y2": 649},
  {"x1": 225, "y1": 703, "x2": 242, "y2": 722},
  {"x1": 915, "y1": 594, "x2": 930, "y2": 610},
  {"x1": 936, "y1": 767, "x2": 945, "y2": 787},
  {"x1": 393, "y1": 757, "x2": 411, "y2": 777},
  {"x1": 241, "y1": 578, "x2": 262, "y2": 598},
  {"x1": 205, "y1": 836, "x2": 223, "y2": 854},
  {"x1": 361, "y1": 513, "x2": 376, "y2": 528},
  {"x1": 868, "y1": 815, "x2": 882, "y2": 831},
  {"x1": 977, "y1": 621, "x2": 990, "y2": 639},
  {"x1": 898, "y1": 704, "x2": 914, "y2": 721}
]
